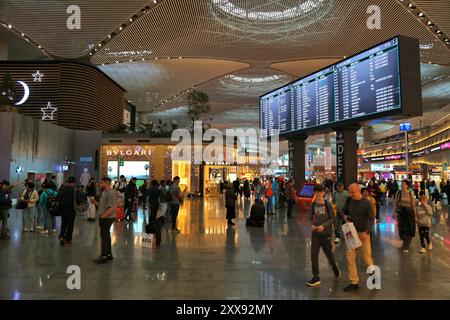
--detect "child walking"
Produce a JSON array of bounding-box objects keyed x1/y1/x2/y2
[{"x1": 417, "y1": 195, "x2": 433, "y2": 253}]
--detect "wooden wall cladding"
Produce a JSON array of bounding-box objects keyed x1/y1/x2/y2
[{"x1": 0, "y1": 61, "x2": 125, "y2": 132}]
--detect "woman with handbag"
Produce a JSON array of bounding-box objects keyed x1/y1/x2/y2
[
  {"x1": 20, "y1": 182, "x2": 39, "y2": 232},
  {"x1": 393, "y1": 180, "x2": 417, "y2": 254}
]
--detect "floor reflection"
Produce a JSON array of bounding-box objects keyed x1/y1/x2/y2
[{"x1": 1, "y1": 196, "x2": 450, "y2": 299}]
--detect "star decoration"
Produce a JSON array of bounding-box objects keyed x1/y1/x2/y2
[
  {"x1": 32, "y1": 71, "x2": 44, "y2": 82},
  {"x1": 41, "y1": 102, "x2": 57, "y2": 120}
]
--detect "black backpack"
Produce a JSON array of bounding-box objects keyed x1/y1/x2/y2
[{"x1": 46, "y1": 190, "x2": 60, "y2": 216}]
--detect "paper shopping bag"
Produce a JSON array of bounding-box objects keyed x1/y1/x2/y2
[
  {"x1": 342, "y1": 222, "x2": 362, "y2": 250},
  {"x1": 141, "y1": 233, "x2": 156, "y2": 248}
]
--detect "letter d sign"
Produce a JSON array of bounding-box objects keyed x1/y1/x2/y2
[
  {"x1": 66, "y1": 265, "x2": 81, "y2": 290},
  {"x1": 367, "y1": 265, "x2": 381, "y2": 290}
]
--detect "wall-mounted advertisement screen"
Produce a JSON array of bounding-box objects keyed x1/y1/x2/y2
[
  {"x1": 260, "y1": 36, "x2": 421, "y2": 138},
  {"x1": 107, "y1": 160, "x2": 150, "y2": 181}
]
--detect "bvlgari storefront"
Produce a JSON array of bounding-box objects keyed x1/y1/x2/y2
[{"x1": 100, "y1": 139, "x2": 198, "y2": 192}]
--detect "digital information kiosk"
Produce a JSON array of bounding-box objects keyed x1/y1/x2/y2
[{"x1": 260, "y1": 36, "x2": 422, "y2": 187}]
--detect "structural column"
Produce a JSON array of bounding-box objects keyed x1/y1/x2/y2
[
  {"x1": 334, "y1": 125, "x2": 360, "y2": 187},
  {"x1": 288, "y1": 134, "x2": 307, "y2": 188}
]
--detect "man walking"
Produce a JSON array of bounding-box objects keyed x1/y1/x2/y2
[
  {"x1": 124, "y1": 177, "x2": 138, "y2": 222},
  {"x1": 332, "y1": 181, "x2": 349, "y2": 243},
  {"x1": 169, "y1": 176, "x2": 186, "y2": 233},
  {"x1": 342, "y1": 183, "x2": 376, "y2": 292},
  {"x1": 94, "y1": 177, "x2": 117, "y2": 264},
  {"x1": 58, "y1": 176, "x2": 82, "y2": 246}
]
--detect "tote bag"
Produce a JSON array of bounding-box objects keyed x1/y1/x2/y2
[{"x1": 342, "y1": 222, "x2": 363, "y2": 250}]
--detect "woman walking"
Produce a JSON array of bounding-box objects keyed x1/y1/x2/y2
[
  {"x1": 393, "y1": 180, "x2": 417, "y2": 254},
  {"x1": 20, "y1": 182, "x2": 39, "y2": 232}
]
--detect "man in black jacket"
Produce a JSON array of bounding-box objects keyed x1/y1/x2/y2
[
  {"x1": 0, "y1": 180, "x2": 13, "y2": 239},
  {"x1": 125, "y1": 177, "x2": 138, "y2": 222},
  {"x1": 58, "y1": 176, "x2": 82, "y2": 246}
]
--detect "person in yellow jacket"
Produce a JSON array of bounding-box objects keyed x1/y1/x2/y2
[{"x1": 20, "y1": 182, "x2": 40, "y2": 232}]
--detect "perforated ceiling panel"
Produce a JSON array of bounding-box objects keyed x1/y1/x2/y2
[
  {"x1": 92, "y1": 0, "x2": 450, "y2": 65},
  {"x1": 0, "y1": 0, "x2": 155, "y2": 58}
]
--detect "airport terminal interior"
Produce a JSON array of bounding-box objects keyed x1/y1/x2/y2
[{"x1": 1, "y1": 0, "x2": 450, "y2": 301}]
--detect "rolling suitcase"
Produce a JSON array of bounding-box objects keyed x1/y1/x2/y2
[{"x1": 116, "y1": 206, "x2": 125, "y2": 221}]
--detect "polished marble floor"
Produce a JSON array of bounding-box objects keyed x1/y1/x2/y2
[{"x1": 1, "y1": 195, "x2": 450, "y2": 300}]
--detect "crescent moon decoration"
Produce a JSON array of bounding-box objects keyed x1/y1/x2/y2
[{"x1": 15, "y1": 81, "x2": 30, "y2": 106}]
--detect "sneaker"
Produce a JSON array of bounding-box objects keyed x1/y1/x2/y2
[
  {"x1": 94, "y1": 256, "x2": 109, "y2": 264},
  {"x1": 343, "y1": 283, "x2": 359, "y2": 292},
  {"x1": 402, "y1": 249, "x2": 409, "y2": 254},
  {"x1": 36, "y1": 226, "x2": 43, "y2": 230},
  {"x1": 52, "y1": 229, "x2": 57, "y2": 233},
  {"x1": 419, "y1": 248, "x2": 427, "y2": 254},
  {"x1": 41, "y1": 230, "x2": 49, "y2": 235},
  {"x1": 428, "y1": 243, "x2": 433, "y2": 251},
  {"x1": 333, "y1": 264, "x2": 341, "y2": 278},
  {"x1": 334, "y1": 237, "x2": 341, "y2": 244},
  {"x1": 306, "y1": 277, "x2": 321, "y2": 287},
  {"x1": 106, "y1": 255, "x2": 114, "y2": 261},
  {"x1": 23, "y1": 228, "x2": 28, "y2": 232}
]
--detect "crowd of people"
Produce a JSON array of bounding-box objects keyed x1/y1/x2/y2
[{"x1": 0, "y1": 172, "x2": 449, "y2": 288}]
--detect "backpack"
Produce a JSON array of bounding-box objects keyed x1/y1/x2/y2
[
  {"x1": 311, "y1": 200, "x2": 334, "y2": 220},
  {"x1": 165, "y1": 189, "x2": 173, "y2": 202},
  {"x1": 46, "y1": 190, "x2": 60, "y2": 216}
]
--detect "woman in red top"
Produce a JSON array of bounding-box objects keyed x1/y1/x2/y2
[{"x1": 265, "y1": 180, "x2": 274, "y2": 215}]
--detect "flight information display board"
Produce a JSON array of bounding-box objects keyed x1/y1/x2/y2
[{"x1": 260, "y1": 36, "x2": 421, "y2": 138}]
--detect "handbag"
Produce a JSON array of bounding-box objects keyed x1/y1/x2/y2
[
  {"x1": 342, "y1": 222, "x2": 363, "y2": 250},
  {"x1": 15, "y1": 199, "x2": 28, "y2": 210}
]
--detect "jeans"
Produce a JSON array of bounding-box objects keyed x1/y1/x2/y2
[
  {"x1": 170, "y1": 203, "x2": 180, "y2": 230},
  {"x1": 22, "y1": 207, "x2": 36, "y2": 230},
  {"x1": 35, "y1": 205, "x2": 44, "y2": 227},
  {"x1": 287, "y1": 199, "x2": 295, "y2": 218},
  {"x1": 0, "y1": 208, "x2": 8, "y2": 237},
  {"x1": 87, "y1": 197, "x2": 96, "y2": 219},
  {"x1": 335, "y1": 212, "x2": 343, "y2": 239},
  {"x1": 42, "y1": 206, "x2": 56, "y2": 231},
  {"x1": 266, "y1": 196, "x2": 274, "y2": 214},
  {"x1": 346, "y1": 236, "x2": 374, "y2": 284},
  {"x1": 59, "y1": 211, "x2": 76, "y2": 242},
  {"x1": 99, "y1": 218, "x2": 115, "y2": 256},
  {"x1": 419, "y1": 226, "x2": 431, "y2": 248},
  {"x1": 311, "y1": 233, "x2": 338, "y2": 279}
]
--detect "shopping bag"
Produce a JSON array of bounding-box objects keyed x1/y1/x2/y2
[
  {"x1": 141, "y1": 233, "x2": 156, "y2": 248},
  {"x1": 342, "y1": 222, "x2": 362, "y2": 250}
]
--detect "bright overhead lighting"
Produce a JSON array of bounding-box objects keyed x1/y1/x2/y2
[
  {"x1": 8, "y1": 24, "x2": 12, "y2": 28},
  {"x1": 212, "y1": 0, "x2": 328, "y2": 21}
]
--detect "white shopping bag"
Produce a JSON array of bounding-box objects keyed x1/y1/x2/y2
[
  {"x1": 141, "y1": 233, "x2": 156, "y2": 248},
  {"x1": 342, "y1": 222, "x2": 362, "y2": 250}
]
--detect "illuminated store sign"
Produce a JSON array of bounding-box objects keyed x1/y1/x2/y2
[
  {"x1": 371, "y1": 164, "x2": 394, "y2": 171},
  {"x1": 104, "y1": 145, "x2": 151, "y2": 157}
]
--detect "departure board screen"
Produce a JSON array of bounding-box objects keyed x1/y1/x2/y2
[{"x1": 259, "y1": 37, "x2": 410, "y2": 138}]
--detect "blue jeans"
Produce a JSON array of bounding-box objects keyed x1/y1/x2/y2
[
  {"x1": 42, "y1": 206, "x2": 56, "y2": 231},
  {"x1": 266, "y1": 196, "x2": 274, "y2": 214},
  {"x1": 22, "y1": 207, "x2": 36, "y2": 230}
]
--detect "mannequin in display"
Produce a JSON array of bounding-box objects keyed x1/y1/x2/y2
[{"x1": 80, "y1": 168, "x2": 91, "y2": 188}]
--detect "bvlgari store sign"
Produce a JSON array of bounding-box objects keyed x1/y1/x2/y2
[{"x1": 103, "y1": 145, "x2": 152, "y2": 159}]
